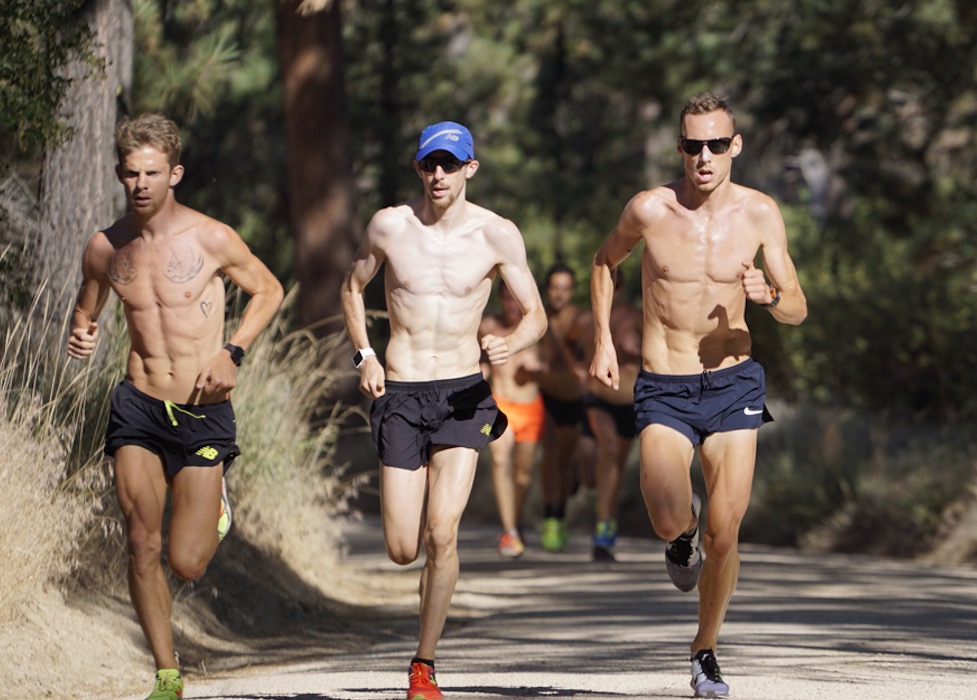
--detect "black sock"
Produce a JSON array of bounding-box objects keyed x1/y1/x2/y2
[
  {"x1": 411, "y1": 657, "x2": 435, "y2": 668},
  {"x1": 543, "y1": 502, "x2": 565, "y2": 519}
]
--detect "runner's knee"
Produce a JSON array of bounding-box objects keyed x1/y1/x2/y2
[
  {"x1": 126, "y1": 522, "x2": 163, "y2": 570},
  {"x1": 167, "y1": 542, "x2": 212, "y2": 581},
  {"x1": 423, "y1": 520, "x2": 459, "y2": 560},
  {"x1": 702, "y1": 529, "x2": 738, "y2": 564}
]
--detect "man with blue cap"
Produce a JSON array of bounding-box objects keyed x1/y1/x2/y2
[{"x1": 342, "y1": 121, "x2": 546, "y2": 700}]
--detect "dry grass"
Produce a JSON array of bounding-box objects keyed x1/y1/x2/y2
[
  {"x1": 0, "y1": 282, "x2": 121, "y2": 622},
  {"x1": 0, "y1": 408, "x2": 90, "y2": 622},
  {"x1": 222, "y1": 288, "x2": 364, "y2": 581},
  {"x1": 0, "y1": 280, "x2": 362, "y2": 698}
]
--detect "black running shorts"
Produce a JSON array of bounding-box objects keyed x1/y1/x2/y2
[
  {"x1": 540, "y1": 392, "x2": 585, "y2": 428},
  {"x1": 105, "y1": 380, "x2": 240, "y2": 478},
  {"x1": 584, "y1": 393, "x2": 638, "y2": 439},
  {"x1": 370, "y1": 373, "x2": 507, "y2": 470}
]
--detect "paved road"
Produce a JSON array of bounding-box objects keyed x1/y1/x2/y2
[{"x1": 132, "y1": 518, "x2": 977, "y2": 700}]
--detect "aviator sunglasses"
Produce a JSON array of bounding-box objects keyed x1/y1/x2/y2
[
  {"x1": 679, "y1": 136, "x2": 733, "y2": 155},
  {"x1": 418, "y1": 155, "x2": 471, "y2": 173}
]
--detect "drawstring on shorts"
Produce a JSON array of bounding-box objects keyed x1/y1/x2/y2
[{"x1": 163, "y1": 400, "x2": 206, "y2": 427}]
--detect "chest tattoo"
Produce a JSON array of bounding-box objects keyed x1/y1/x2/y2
[
  {"x1": 200, "y1": 300, "x2": 213, "y2": 317},
  {"x1": 165, "y1": 245, "x2": 205, "y2": 283},
  {"x1": 109, "y1": 252, "x2": 137, "y2": 285}
]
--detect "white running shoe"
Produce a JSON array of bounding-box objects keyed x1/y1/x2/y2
[
  {"x1": 690, "y1": 648, "x2": 730, "y2": 698},
  {"x1": 665, "y1": 493, "x2": 702, "y2": 592}
]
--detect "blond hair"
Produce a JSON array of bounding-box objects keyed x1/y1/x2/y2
[{"x1": 115, "y1": 113, "x2": 182, "y2": 167}]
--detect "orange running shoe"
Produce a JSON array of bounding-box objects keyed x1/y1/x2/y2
[
  {"x1": 408, "y1": 660, "x2": 443, "y2": 700},
  {"x1": 497, "y1": 531, "x2": 525, "y2": 558}
]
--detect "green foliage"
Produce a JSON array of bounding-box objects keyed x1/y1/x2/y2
[
  {"x1": 131, "y1": 0, "x2": 289, "y2": 279},
  {"x1": 746, "y1": 402, "x2": 975, "y2": 555},
  {"x1": 123, "y1": 0, "x2": 977, "y2": 426},
  {"x1": 0, "y1": 0, "x2": 98, "y2": 153}
]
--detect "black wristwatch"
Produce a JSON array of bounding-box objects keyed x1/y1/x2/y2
[{"x1": 224, "y1": 343, "x2": 245, "y2": 366}]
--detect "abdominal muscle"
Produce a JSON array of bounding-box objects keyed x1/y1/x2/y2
[
  {"x1": 123, "y1": 304, "x2": 227, "y2": 404},
  {"x1": 641, "y1": 280, "x2": 753, "y2": 376},
  {"x1": 384, "y1": 292, "x2": 487, "y2": 381}
]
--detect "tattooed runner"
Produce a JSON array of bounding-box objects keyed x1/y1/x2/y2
[{"x1": 66, "y1": 113, "x2": 283, "y2": 700}]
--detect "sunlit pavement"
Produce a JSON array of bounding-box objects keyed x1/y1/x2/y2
[{"x1": 126, "y1": 516, "x2": 977, "y2": 700}]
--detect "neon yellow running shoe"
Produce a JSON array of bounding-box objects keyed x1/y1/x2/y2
[
  {"x1": 218, "y1": 476, "x2": 232, "y2": 542},
  {"x1": 146, "y1": 669, "x2": 183, "y2": 700},
  {"x1": 540, "y1": 517, "x2": 567, "y2": 552}
]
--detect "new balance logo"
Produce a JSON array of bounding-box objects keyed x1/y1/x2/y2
[
  {"x1": 480, "y1": 423, "x2": 492, "y2": 435},
  {"x1": 743, "y1": 407, "x2": 763, "y2": 416},
  {"x1": 195, "y1": 446, "x2": 219, "y2": 460}
]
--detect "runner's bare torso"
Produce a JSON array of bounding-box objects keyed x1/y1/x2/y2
[
  {"x1": 637, "y1": 181, "x2": 780, "y2": 375},
  {"x1": 537, "y1": 303, "x2": 586, "y2": 401},
  {"x1": 584, "y1": 302, "x2": 642, "y2": 404},
  {"x1": 82, "y1": 209, "x2": 235, "y2": 404},
  {"x1": 480, "y1": 314, "x2": 541, "y2": 404},
  {"x1": 372, "y1": 199, "x2": 530, "y2": 381}
]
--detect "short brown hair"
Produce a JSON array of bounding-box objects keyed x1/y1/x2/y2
[
  {"x1": 679, "y1": 93, "x2": 736, "y2": 136},
  {"x1": 115, "y1": 113, "x2": 182, "y2": 167}
]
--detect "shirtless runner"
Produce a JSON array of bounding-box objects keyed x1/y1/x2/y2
[
  {"x1": 66, "y1": 113, "x2": 283, "y2": 700},
  {"x1": 590, "y1": 93, "x2": 807, "y2": 698},
  {"x1": 535, "y1": 263, "x2": 591, "y2": 551},
  {"x1": 577, "y1": 268, "x2": 642, "y2": 561},
  {"x1": 480, "y1": 282, "x2": 544, "y2": 558},
  {"x1": 341, "y1": 121, "x2": 546, "y2": 700}
]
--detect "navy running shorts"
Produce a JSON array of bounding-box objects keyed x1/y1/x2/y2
[
  {"x1": 105, "y1": 380, "x2": 240, "y2": 478},
  {"x1": 370, "y1": 373, "x2": 507, "y2": 470},
  {"x1": 633, "y1": 358, "x2": 773, "y2": 446},
  {"x1": 584, "y1": 393, "x2": 638, "y2": 439}
]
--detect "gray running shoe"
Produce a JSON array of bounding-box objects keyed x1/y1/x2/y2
[
  {"x1": 690, "y1": 648, "x2": 730, "y2": 698},
  {"x1": 665, "y1": 493, "x2": 702, "y2": 592}
]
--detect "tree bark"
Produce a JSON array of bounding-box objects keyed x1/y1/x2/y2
[
  {"x1": 38, "y1": 0, "x2": 132, "y2": 303},
  {"x1": 275, "y1": 0, "x2": 360, "y2": 336}
]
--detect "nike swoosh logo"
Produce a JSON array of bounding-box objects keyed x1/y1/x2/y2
[{"x1": 743, "y1": 407, "x2": 764, "y2": 415}]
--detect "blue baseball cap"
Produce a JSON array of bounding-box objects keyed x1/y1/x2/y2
[{"x1": 415, "y1": 121, "x2": 474, "y2": 161}]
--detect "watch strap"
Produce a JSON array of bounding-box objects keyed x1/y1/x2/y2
[
  {"x1": 353, "y1": 347, "x2": 376, "y2": 368},
  {"x1": 223, "y1": 342, "x2": 245, "y2": 366}
]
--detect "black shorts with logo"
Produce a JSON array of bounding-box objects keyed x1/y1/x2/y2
[
  {"x1": 105, "y1": 380, "x2": 240, "y2": 478},
  {"x1": 370, "y1": 373, "x2": 507, "y2": 470},
  {"x1": 633, "y1": 358, "x2": 773, "y2": 446}
]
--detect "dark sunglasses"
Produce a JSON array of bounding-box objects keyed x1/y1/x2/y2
[
  {"x1": 418, "y1": 156, "x2": 470, "y2": 173},
  {"x1": 679, "y1": 137, "x2": 733, "y2": 155}
]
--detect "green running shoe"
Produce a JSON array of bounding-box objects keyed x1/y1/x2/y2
[
  {"x1": 540, "y1": 517, "x2": 567, "y2": 552},
  {"x1": 146, "y1": 669, "x2": 183, "y2": 700},
  {"x1": 218, "y1": 476, "x2": 232, "y2": 542}
]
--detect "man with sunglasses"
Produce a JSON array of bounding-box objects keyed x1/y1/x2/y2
[
  {"x1": 590, "y1": 93, "x2": 807, "y2": 698},
  {"x1": 342, "y1": 120, "x2": 546, "y2": 700}
]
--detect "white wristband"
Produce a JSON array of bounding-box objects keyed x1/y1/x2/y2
[{"x1": 352, "y1": 347, "x2": 376, "y2": 368}]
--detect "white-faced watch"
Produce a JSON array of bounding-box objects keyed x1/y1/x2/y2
[{"x1": 352, "y1": 347, "x2": 376, "y2": 368}]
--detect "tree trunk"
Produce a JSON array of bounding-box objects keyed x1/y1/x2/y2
[
  {"x1": 38, "y1": 0, "x2": 132, "y2": 303},
  {"x1": 275, "y1": 0, "x2": 360, "y2": 336}
]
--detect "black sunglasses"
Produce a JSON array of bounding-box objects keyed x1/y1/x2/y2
[
  {"x1": 418, "y1": 155, "x2": 470, "y2": 173},
  {"x1": 679, "y1": 137, "x2": 733, "y2": 155}
]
